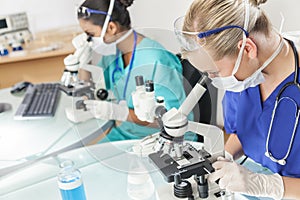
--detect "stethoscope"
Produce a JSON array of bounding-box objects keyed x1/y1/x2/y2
[
  {"x1": 112, "y1": 30, "x2": 137, "y2": 100},
  {"x1": 265, "y1": 38, "x2": 300, "y2": 166}
]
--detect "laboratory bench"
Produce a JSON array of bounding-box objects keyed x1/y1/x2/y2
[
  {"x1": 0, "y1": 26, "x2": 81, "y2": 89},
  {"x1": 0, "y1": 86, "x2": 113, "y2": 178},
  {"x1": 0, "y1": 85, "x2": 272, "y2": 200},
  {"x1": 0, "y1": 140, "x2": 271, "y2": 200}
]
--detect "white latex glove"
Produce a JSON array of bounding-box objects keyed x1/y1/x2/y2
[
  {"x1": 84, "y1": 100, "x2": 129, "y2": 121},
  {"x1": 224, "y1": 151, "x2": 234, "y2": 161},
  {"x1": 208, "y1": 157, "x2": 284, "y2": 200},
  {"x1": 131, "y1": 133, "x2": 160, "y2": 157},
  {"x1": 65, "y1": 107, "x2": 94, "y2": 123}
]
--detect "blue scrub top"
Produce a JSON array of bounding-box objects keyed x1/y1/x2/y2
[
  {"x1": 97, "y1": 37, "x2": 195, "y2": 142},
  {"x1": 223, "y1": 70, "x2": 300, "y2": 177}
]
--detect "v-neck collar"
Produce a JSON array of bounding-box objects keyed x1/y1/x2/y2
[
  {"x1": 116, "y1": 37, "x2": 147, "y2": 74},
  {"x1": 255, "y1": 72, "x2": 295, "y2": 112}
]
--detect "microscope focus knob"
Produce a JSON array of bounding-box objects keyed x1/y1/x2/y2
[
  {"x1": 95, "y1": 88, "x2": 108, "y2": 100},
  {"x1": 173, "y1": 173, "x2": 194, "y2": 199}
]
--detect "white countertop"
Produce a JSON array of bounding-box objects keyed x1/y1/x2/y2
[
  {"x1": 0, "y1": 87, "x2": 113, "y2": 176},
  {"x1": 0, "y1": 140, "x2": 264, "y2": 200}
]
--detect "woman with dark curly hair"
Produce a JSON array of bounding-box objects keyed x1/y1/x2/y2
[{"x1": 69, "y1": 0, "x2": 189, "y2": 142}]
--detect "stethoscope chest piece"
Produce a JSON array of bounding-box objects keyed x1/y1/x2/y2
[{"x1": 264, "y1": 151, "x2": 286, "y2": 166}]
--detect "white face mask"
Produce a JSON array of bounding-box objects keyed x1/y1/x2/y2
[
  {"x1": 211, "y1": 38, "x2": 284, "y2": 92},
  {"x1": 91, "y1": 29, "x2": 133, "y2": 56},
  {"x1": 88, "y1": 0, "x2": 120, "y2": 56}
]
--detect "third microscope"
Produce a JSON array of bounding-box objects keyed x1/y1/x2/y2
[{"x1": 131, "y1": 74, "x2": 225, "y2": 199}]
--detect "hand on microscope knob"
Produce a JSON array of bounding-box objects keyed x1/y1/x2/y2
[
  {"x1": 208, "y1": 157, "x2": 284, "y2": 199},
  {"x1": 65, "y1": 107, "x2": 93, "y2": 123},
  {"x1": 84, "y1": 100, "x2": 129, "y2": 121}
]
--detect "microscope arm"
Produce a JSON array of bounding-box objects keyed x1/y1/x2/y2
[{"x1": 187, "y1": 121, "x2": 224, "y2": 161}]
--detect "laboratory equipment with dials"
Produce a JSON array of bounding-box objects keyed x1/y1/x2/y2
[{"x1": 0, "y1": 12, "x2": 32, "y2": 56}]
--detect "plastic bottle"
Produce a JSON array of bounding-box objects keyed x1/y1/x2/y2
[
  {"x1": 57, "y1": 160, "x2": 87, "y2": 200},
  {"x1": 127, "y1": 161, "x2": 155, "y2": 200},
  {"x1": 127, "y1": 172, "x2": 155, "y2": 200},
  {"x1": 0, "y1": 44, "x2": 9, "y2": 56}
]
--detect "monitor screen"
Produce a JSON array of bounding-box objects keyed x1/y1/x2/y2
[{"x1": 0, "y1": 19, "x2": 8, "y2": 29}]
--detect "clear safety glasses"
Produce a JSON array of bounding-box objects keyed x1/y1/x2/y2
[
  {"x1": 77, "y1": 6, "x2": 112, "y2": 19},
  {"x1": 174, "y1": 16, "x2": 249, "y2": 52}
]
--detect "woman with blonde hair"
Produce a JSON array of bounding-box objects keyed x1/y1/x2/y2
[{"x1": 176, "y1": 0, "x2": 300, "y2": 199}]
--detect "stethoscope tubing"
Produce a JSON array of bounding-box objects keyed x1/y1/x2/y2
[
  {"x1": 265, "y1": 38, "x2": 300, "y2": 165},
  {"x1": 112, "y1": 30, "x2": 137, "y2": 100}
]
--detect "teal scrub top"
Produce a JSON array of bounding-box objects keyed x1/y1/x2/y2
[{"x1": 97, "y1": 37, "x2": 194, "y2": 142}]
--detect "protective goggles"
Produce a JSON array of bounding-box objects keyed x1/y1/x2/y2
[
  {"x1": 77, "y1": 6, "x2": 112, "y2": 19},
  {"x1": 174, "y1": 16, "x2": 249, "y2": 51}
]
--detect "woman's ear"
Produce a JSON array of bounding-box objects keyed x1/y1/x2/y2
[
  {"x1": 238, "y1": 38, "x2": 257, "y2": 59},
  {"x1": 106, "y1": 22, "x2": 118, "y2": 35}
]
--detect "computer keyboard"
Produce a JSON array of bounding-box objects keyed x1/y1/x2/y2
[{"x1": 14, "y1": 83, "x2": 61, "y2": 119}]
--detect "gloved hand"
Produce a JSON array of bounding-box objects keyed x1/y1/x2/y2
[
  {"x1": 224, "y1": 151, "x2": 234, "y2": 161},
  {"x1": 84, "y1": 100, "x2": 129, "y2": 121},
  {"x1": 208, "y1": 157, "x2": 284, "y2": 200},
  {"x1": 132, "y1": 133, "x2": 160, "y2": 157},
  {"x1": 65, "y1": 107, "x2": 94, "y2": 123}
]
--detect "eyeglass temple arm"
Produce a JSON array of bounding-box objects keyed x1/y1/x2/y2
[
  {"x1": 197, "y1": 25, "x2": 249, "y2": 38},
  {"x1": 86, "y1": 8, "x2": 112, "y2": 19}
]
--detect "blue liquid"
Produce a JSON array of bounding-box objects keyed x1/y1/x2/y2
[{"x1": 60, "y1": 184, "x2": 87, "y2": 200}]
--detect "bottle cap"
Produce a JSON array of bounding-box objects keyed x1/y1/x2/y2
[{"x1": 59, "y1": 160, "x2": 74, "y2": 169}]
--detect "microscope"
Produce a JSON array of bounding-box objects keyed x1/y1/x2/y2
[
  {"x1": 59, "y1": 33, "x2": 108, "y2": 122},
  {"x1": 60, "y1": 33, "x2": 108, "y2": 109},
  {"x1": 60, "y1": 33, "x2": 109, "y2": 100},
  {"x1": 131, "y1": 75, "x2": 225, "y2": 199}
]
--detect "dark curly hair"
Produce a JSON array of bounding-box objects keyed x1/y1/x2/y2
[{"x1": 78, "y1": 0, "x2": 134, "y2": 29}]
